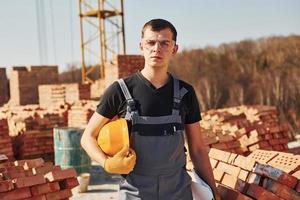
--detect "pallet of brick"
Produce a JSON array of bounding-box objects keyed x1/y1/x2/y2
[
  {"x1": 200, "y1": 105, "x2": 292, "y2": 154},
  {"x1": 1, "y1": 104, "x2": 68, "y2": 137},
  {"x1": 205, "y1": 148, "x2": 300, "y2": 200},
  {"x1": 0, "y1": 119, "x2": 14, "y2": 160},
  {"x1": 0, "y1": 157, "x2": 78, "y2": 200},
  {"x1": 68, "y1": 100, "x2": 98, "y2": 128},
  {"x1": 9, "y1": 66, "x2": 58, "y2": 105}
]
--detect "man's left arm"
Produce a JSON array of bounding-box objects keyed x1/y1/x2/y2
[{"x1": 185, "y1": 121, "x2": 219, "y2": 198}]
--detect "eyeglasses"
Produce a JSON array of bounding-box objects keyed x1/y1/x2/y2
[{"x1": 142, "y1": 38, "x2": 175, "y2": 50}]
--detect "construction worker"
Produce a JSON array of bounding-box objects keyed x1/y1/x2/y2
[{"x1": 81, "y1": 18, "x2": 219, "y2": 200}]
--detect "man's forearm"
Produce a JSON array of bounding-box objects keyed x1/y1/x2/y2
[
  {"x1": 190, "y1": 149, "x2": 217, "y2": 195},
  {"x1": 81, "y1": 134, "x2": 107, "y2": 167}
]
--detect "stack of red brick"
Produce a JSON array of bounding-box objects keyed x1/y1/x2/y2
[
  {"x1": 208, "y1": 148, "x2": 300, "y2": 200},
  {"x1": 0, "y1": 157, "x2": 78, "y2": 200},
  {"x1": 0, "y1": 119, "x2": 14, "y2": 160},
  {"x1": 200, "y1": 105, "x2": 292, "y2": 155},
  {"x1": 67, "y1": 100, "x2": 98, "y2": 128},
  {"x1": 13, "y1": 112, "x2": 67, "y2": 161}
]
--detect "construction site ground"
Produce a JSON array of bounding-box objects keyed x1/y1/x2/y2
[{"x1": 71, "y1": 162, "x2": 120, "y2": 200}]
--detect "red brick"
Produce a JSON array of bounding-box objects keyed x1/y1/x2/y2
[
  {"x1": 14, "y1": 158, "x2": 44, "y2": 168},
  {"x1": 23, "y1": 195, "x2": 46, "y2": 200},
  {"x1": 267, "y1": 152, "x2": 300, "y2": 174},
  {"x1": 44, "y1": 168, "x2": 77, "y2": 182},
  {"x1": 217, "y1": 162, "x2": 241, "y2": 177},
  {"x1": 13, "y1": 174, "x2": 46, "y2": 188},
  {"x1": 238, "y1": 169, "x2": 249, "y2": 181},
  {"x1": 59, "y1": 177, "x2": 79, "y2": 189},
  {"x1": 4, "y1": 170, "x2": 26, "y2": 179},
  {"x1": 213, "y1": 168, "x2": 225, "y2": 182},
  {"x1": 45, "y1": 189, "x2": 72, "y2": 200},
  {"x1": 269, "y1": 139, "x2": 281, "y2": 145},
  {"x1": 222, "y1": 173, "x2": 238, "y2": 189},
  {"x1": 0, "y1": 161, "x2": 13, "y2": 168},
  {"x1": 25, "y1": 170, "x2": 34, "y2": 177},
  {"x1": 247, "y1": 184, "x2": 283, "y2": 200},
  {"x1": 217, "y1": 184, "x2": 253, "y2": 200},
  {"x1": 292, "y1": 169, "x2": 300, "y2": 179},
  {"x1": 234, "y1": 155, "x2": 256, "y2": 171},
  {"x1": 0, "y1": 187, "x2": 32, "y2": 200},
  {"x1": 263, "y1": 178, "x2": 300, "y2": 200},
  {"x1": 253, "y1": 163, "x2": 298, "y2": 188},
  {"x1": 248, "y1": 149, "x2": 278, "y2": 164},
  {"x1": 211, "y1": 142, "x2": 228, "y2": 150},
  {"x1": 7, "y1": 166, "x2": 25, "y2": 172},
  {"x1": 32, "y1": 165, "x2": 61, "y2": 175},
  {"x1": 209, "y1": 148, "x2": 231, "y2": 162},
  {"x1": 0, "y1": 180, "x2": 14, "y2": 192},
  {"x1": 226, "y1": 140, "x2": 241, "y2": 149},
  {"x1": 30, "y1": 182, "x2": 60, "y2": 196}
]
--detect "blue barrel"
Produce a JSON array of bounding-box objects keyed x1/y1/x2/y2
[{"x1": 53, "y1": 127, "x2": 91, "y2": 174}]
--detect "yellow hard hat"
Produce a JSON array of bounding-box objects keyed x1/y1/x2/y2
[{"x1": 97, "y1": 118, "x2": 129, "y2": 157}]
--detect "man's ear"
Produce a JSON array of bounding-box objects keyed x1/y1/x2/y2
[
  {"x1": 139, "y1": 42, "x2": 143, "y2": 51},
  {"x1": 172, "y1": 44, "x2": 178, "y2": 55}
]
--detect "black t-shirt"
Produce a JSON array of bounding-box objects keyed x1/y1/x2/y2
[{"x1": 96, "y1": 72, "x2": 201, "y2": 124}]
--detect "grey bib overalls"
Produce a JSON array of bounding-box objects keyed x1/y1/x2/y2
[{"x1": 117, "y1": 77, "x2": 192, "y2": 200}]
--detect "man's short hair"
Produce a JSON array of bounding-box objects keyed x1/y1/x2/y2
[{"x1": 141, "y1": 19, "x2": 177, "y2": 42}]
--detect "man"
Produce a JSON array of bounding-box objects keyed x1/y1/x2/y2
[{"x1": 81, "y1": 18, "x2": 218, "y2": 200}]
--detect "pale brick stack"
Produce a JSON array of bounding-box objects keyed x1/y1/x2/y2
[
  {"x1": 9, "y1": 66, "x2": 58, "y2": 105},
  {"x1": 0, "y1": 68, "x2": 9, "y2": 105},
  {"x1": 65, "y1": 83, "x2": 90, "y2": 103},
  {"x1": 200, "y1": 105, "x2": 292, "y2": 155},
  {"x1": 0, "y1": 157, "x2": 78, "y2": 200},
  {"x1": 39, "y1": 83, "x2": 91, "y2": 108},
  {"x1": 39, "y1": 85, "x2": 66, "y2": 107},
  {"x1": 205, "y1": 148, "x2": 300, "y2": 200},
  {"x1": 68, "y1": 100, "x2": 98, "y2": 128},
  {"x1": 0, "y1": 119, "x2": 14, "y2": 160}
]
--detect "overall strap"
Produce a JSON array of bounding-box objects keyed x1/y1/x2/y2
[
  {"x1": 117, "y1": 79, "x2": 137, "y2": 120},
  {"x1": 172, "y1": 77, "x2": 188, "y2": 115}
]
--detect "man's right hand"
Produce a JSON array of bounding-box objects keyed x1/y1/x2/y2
[{"x1": 104, "y1": 145, "x2": 136, "y2": 174}]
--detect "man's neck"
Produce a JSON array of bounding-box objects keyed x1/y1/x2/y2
[{"x1": 140, "y1": 66, "x2": 169, "y2": 89}]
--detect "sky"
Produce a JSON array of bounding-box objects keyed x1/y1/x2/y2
[{"x1": 0, "y1": 0, "x2": 299, "y2": 72}]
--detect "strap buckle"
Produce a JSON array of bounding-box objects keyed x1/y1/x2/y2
[
  {"x1": 173, "y1": 97, "x2": 180, "y2": 110},
  {"x1": 127, "y1": 99, "x2": 136, "y2": 112}
]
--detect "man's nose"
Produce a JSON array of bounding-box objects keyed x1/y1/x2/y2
[{"x1": 152, "y1": 41, "x2": 162, "y2": 51}]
